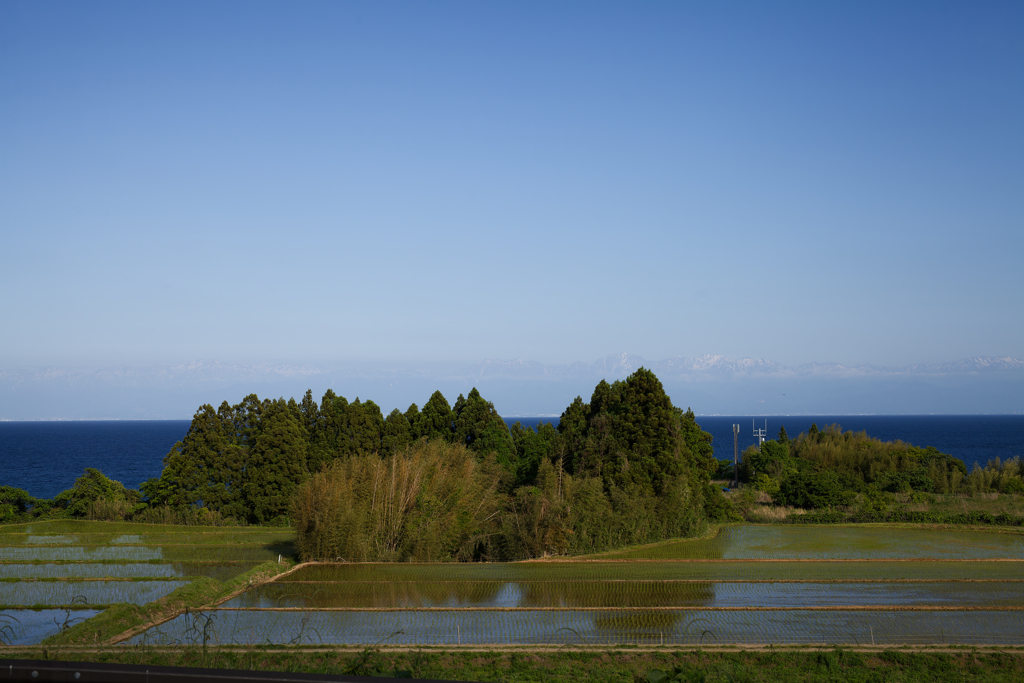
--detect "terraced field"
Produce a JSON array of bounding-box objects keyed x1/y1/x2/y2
[
  {"x1": 131, "y1": 525, "x2": 1024, "y2": 647},
  {"x1": 132, "y1": 607, "x2": 1024, "y2": 646},
  {"x1": 598, "y1": 525, "x2": 1024, "y2": 560},
  {"x1": 0, "y1": 520, "x2": 292, "y2": 645},
  {"x1": 4, "y1": 521, "x2": 1023, "y2": 647}
]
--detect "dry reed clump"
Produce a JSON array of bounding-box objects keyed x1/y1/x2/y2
[
  {"x1": 745, "y1": 506, "x2": 806, "y2": 523},
  {"x1": 291, "y1": 440, "x2": 504, "y2": 563},
  {"x1": 86, "y1": 498, "x2": 135, "y2": 522}
]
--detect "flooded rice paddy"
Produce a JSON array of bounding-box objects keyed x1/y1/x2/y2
[
  {"x1": 0, "y1": 580, "x2": 190, "y2": 607},
  {"x1": 224, "y1": 579, "x2": 1024, "y2": 610},
  {"x1": 600, "y1": 525, "x2": 1024, "y2": 560},
  {"x1": 131, "y1": 608, "x2": 1024, "y2": 646},
  {"x1": 0, "y1": 520, "x2": 292, "y2": 645},
  {"x1": 3, "y1": 521, "x2": 1024, "y2": 646}
]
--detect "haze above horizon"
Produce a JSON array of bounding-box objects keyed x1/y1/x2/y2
[{"x1": 2, "y1": 1, "x2": 1021, "y2": 373}]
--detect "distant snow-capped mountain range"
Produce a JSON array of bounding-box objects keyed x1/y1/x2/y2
[
  {"x1": 470, "y1": 353, "x2": 1024, "y2": 380},
  {"x1": 2, "y1": 354, "x2": 1022, "y2": 387}
]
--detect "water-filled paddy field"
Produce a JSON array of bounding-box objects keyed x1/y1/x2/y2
[
  {"x1": 224, "y1": 579, "x2": 1024, "y2": 609},
  {"x1": 598, "y1": 525, "x2": 1024, "y2": 560},
  {"x1": 131, "y1": 608, "x2": 1024, "y2": 646},
  {"x1": 0, "y1": 579, "x2": 189, "y2": 607},
  {"x1": 3, "y1": 521, "x2": 1024, "y2": 647},
  {"x1": 0, "y1": 608, "x2": 102, "y2": 646},
  {"x1": 0, "y1": 562, "x2": 259, "y2": 580},
  {"x1": 0, "y1": 520, "x2": 293, "y2": 645}
]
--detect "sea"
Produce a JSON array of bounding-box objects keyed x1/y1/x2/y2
[{"x1": 1, "y1": 416, "x2": 1022, "y2": 500}]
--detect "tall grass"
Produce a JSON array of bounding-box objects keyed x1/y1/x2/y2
[{"x1": 292, "y1": 440, "x2": 503, "y2": 562}]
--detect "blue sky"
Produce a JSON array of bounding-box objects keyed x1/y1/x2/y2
[{"x1": 2, "y1": 0, "x2": 1022, "y2": 369}]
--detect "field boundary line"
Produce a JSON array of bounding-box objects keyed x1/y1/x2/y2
[
  {"x1": 0, "y1": 544, "x2": 288, "y2": 549},
  {"x1": 514, "y1": 558, "x2": 1024, "y2": 563},
  {"x1": 0, "y1": 561, "x2": 254, "y2": 566},
  {"x1": 205, "y1": 606, "x2": 1024, "y2": 612},
  {"x1": 0, "y1": 581, "x2": 192, "y2": 585},
  {"x1": 563, "y1": 524, "x2": 726, "y2": 561},
  {"x1": 275, "y1": 579, "x2": 1024, "y2": 584},
  {"x1": 106, "y1": 562, "x2": 311, "y2": 646},
  {"x1": 205, "y1": 562, "x2": 316, "y2": 610},
  {"x1": 294, "y1": 558, "x2": 1024, "y2": 565}
]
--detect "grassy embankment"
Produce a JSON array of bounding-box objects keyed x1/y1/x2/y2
[
  {"x1": 4, "y1": 644, "x2": 1024, "y2": 681},
  {"x1": 38, "y1": 559, "x2": 296, "y2": 646}
]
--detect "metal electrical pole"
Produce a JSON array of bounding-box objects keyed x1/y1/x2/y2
[{"x1": 732, "y1": 423, "x2": 740, "y2": 488}]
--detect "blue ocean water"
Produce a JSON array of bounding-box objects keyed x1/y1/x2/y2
[
  {"x1": 0, "y1": 421, "x2": 190, "y2": 500},
  {"x1": 1, "y1": 416, "x2": 1021, "y2": 500}
]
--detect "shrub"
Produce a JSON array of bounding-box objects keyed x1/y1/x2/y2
[
  {"x1": 291, "y1": 439, "x2": 504, "y2": 562},
  {"x1": 0, "y1": 486, "x2": 34, "y2": 523},
  {"x1": 703, "y1": 484, "x2": 742, "y2": 522},
  {"x1": 777, "y1": 471, "x2": 853, "y2": 509},
  {"x1": 50, "y1": 469, "x2": 140, "y2": 518}
]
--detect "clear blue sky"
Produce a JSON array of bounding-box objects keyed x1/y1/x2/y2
[{"x1": 2, "y1": 1, "x2": 1021, "y2": 369}]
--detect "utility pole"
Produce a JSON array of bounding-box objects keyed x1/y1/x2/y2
[
  {"x1": 732, "y1": 424, "x2": 740, "y2": 488},
  {"x1": 753, "y1": 419, "x2": 767, "y2": 451}
]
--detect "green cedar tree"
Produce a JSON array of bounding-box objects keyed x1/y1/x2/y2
[
  {"x1": 415, "y1": 391, "x2": 454, "y2": 442},
  {"x1": 382, "y1": 408, "x2": 413, "y2": 454},
  {"x1": 244, "y1": 398, "x2": 309, "y2": 524}
]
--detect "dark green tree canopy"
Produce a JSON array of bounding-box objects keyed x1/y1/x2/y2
[
  {"x1": 52, "y1": 468, "x2": 139, "y2": 518},
  {"x1": 415, "y1": 391, "x2": 454, "y2": 442},
  {"x1": 0, "y1": 486, "x2": 35, "y2": 522},
  {"x1": 382, "y1": 408, "x2": 413, "y2": 454},
  {"x1": 453, "y1": 388, "x2": 516, "y2": 470},
  {"x1": 244, "y1": 398, "x2": 309, "y2": 525},
  {"x1": 147, "y1": 401, "x2": 250, "y2": 518},
  {"x1": 140, "y1": 372, "x2": 719, "y2": 541}
]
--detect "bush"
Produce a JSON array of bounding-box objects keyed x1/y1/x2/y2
[
  {"x1": 0, "y1": 486, "x2": 34, "y2": 523},
  {"x1": 777, "y1": 471, "x2": 853, "y2": 509},
  {"x1": 703, "y1": 484, "x2": 742, "y2": 522},
  {"x1": 291, "y1": 440, "x2": 505, "y2": 562},
  {"x1": 50, "y1": 469, "x2": 140, "y2": 518}
]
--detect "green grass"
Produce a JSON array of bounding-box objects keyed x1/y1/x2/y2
[
  {"x1": 41, "y1": 560, "x2": 293, "y2": 646},
  {"x1": 281, "y1": 560, "x2": 1024, "y2": 582},
  {"x1": 0, "y1": 561, "x2": 260, "y2": 581},
  {"x1": 597, "y1": 525, "x2": 1024, "y2": 560}
]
